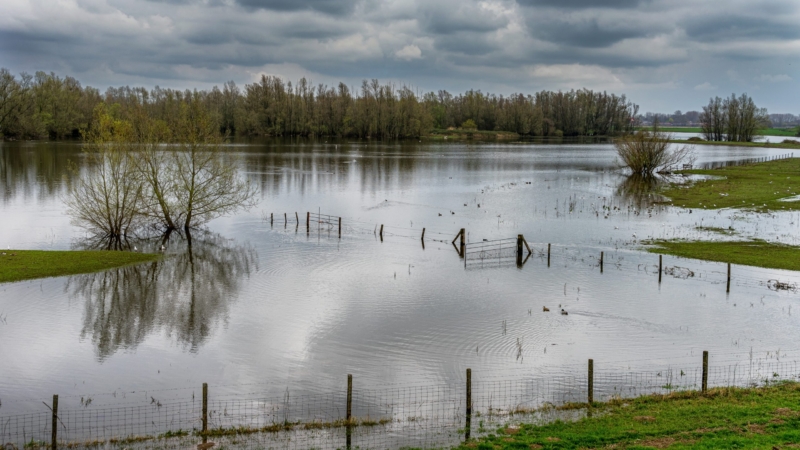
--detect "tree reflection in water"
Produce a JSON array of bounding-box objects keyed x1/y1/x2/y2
[
  {"x1": 615, "y1": 174, "x2": 670, "y2": 210},
  {"x1": 67, "y1": 230, "x2": 257, "y2": 360}
]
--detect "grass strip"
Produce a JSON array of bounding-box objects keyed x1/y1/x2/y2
[
  {"x1": 669, "y1": 139, "x2": 800, "y2": 149},
  {"x1": 0, "y1": 250, "x2": 160, "y2": 283},
  {"x1": 660, "y1": 157, "x2": 800, "y2": 211},
  {"x1": 644, "y1": 240, "x2": 800, "y2": 271},
  {"x1": 638, "y1": 126, "x2": 798, "y2": 137},
  {"x1": 456, "y1": 382, "x2": 800, "y2": 450}
]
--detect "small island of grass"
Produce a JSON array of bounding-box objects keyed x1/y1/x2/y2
[
  {"x1": 0, "y1": 250, "x2": 160, "y2": 284},
  {"x1": 455, "y1": 382, "x2": 800, "y2": 450},
  {"x1": 661, "y1": 157, "x2": 800, "y2": 212},
  {"x1": 645, "y1": 240, "x2": 800, "y2": 272}
]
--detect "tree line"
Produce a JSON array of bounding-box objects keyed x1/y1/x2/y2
[
  {"x1": 1, "y1": 68, "x2": 638, "y2": 140},
  {"x1": 700, "y1": 94, "x2": 770, "y2": 142}
]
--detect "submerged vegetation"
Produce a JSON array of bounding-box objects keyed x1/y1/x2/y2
[
  {"x1": 456, "y1": 382, "x2": 800, "y2": 450},
  {"x1": 645, "y1": 240, "x2": 800, "y2": 271},
  {"x1": 0, "y1": 250, "x2": 159, "y2": 283},
  {"x1": 1, "y1": 68, "x2": 637, "y2": 140},
  {"x1": 661, "y1": 157, "x2": 800, "y2": 211}
]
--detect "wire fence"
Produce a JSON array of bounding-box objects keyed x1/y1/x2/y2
[
  {"x1": 694, "y1": 152, "x2": 794, "y2": 170},
  {"x1": 4, "y1": 354, "x2": 800, "y2": 449}
]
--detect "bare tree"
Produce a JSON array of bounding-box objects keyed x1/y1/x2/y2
[
  {"x1": 64, "y1": 105, "x2": 143, "y2": 239},
  {"x1": 150, "y1": 97, "x2": 258, "y2": 231},
  {"x1": 700, "y1": 96, "x2": 725, "y2": 141},
  {"x1": 615, "y1": 131, "x2": 693, "y2": 175}
]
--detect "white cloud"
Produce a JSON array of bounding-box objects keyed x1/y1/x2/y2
[
  {"x1": 395, "y1": 44, "x2": 422, "y2": 60},
  {"x1": 694, "y1": 81, "x2": 716, "y2": 91}
]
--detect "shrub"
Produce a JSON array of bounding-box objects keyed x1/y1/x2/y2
[
  {"x1": 461, "y1": 119, "x2": 477, "y2": 130},
  {"x1": 615, "y1": 131, "x2": 693, "y2": 175}
]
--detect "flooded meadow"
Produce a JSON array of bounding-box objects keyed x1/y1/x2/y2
[{"x1": 1, "y1": 137, "x2": 800, "y2": 447}]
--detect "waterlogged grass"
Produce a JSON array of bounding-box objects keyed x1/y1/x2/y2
[
  {"x1": 661, "y1": 157, "x2": 800, "y2": 211},
  {"x1": 645, "y1": 240, "x2": 800, "y2": 271},
  {"x1": 455, "y1": 382, "x2": 800, "y2": 450},
  {"x1": 638, "y1": 126, "x2": 798, "y2": 137},
  {"x1": 0, "y1": 250, "x2": 160, "y2": 283}
]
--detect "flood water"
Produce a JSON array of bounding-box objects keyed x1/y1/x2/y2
[{"x1": 1, "y1": 138, "x2": 800, "y2": 418}]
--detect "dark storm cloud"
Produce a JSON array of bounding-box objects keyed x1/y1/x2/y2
[
  {"x1": 516, "y1": 0, "x2": 645, "y2": 8},
  {"x1": 528, "y1": 17, "x2": 645, "y2": 48},
  {"x1": 682, "y1": 14, "x2": 800, "y2": 42},
  {"x1": 1, "y1": 0, "x2": 799, "y2": 112},
  {"x1": 234, "y1": 0, "x2": 355, "y2": 14}
]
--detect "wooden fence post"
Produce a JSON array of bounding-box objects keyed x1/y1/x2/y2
[
  {"x1": 588, "y1": 359, "x2": 594, "y2": 405},
  {"x1": 284, "y1": 212, "x2": 287, "y2": 226},
  {"x1": 346, "y1": 374, "x2": 353, "y2": 422},
  {"x1": 726, "y1": 263, "x2": 731, "y2": 293},
  {"x1": 338, "y1": 217, "x2": 342, "y2": 238},
  {"x1": 202, "y1": 383, "x2": 208, "y2": 435},
  {"x1": 379, "y1": 224, "x2": 384, "y2": 240},
  {"x1": 270, "y1": 213, "x2": 273, "y2": 226},
  {"x1": 306, "y1": 212, "x2": 310, "y2": 233},
  {"x1": 465, "y1": 368, "x2": 472, "y2": 441},
  {"x1": 659, "y1": 255, "x2": 662, "y2": 283},
  {"x1": 421, "y1": 228, "x2": 426, "y2": 241},
  {"x1": 548, "y1": 243, "x2": 551, "y2": 267},
  {"x1": 51, "y1": 394, "x2": 58, "y2": 450},
  {"x1": 702, "y1": 351, "x2": 708, "y2": 393},
  {"x1": 346, "y1": 374, "x2": 353, "y2": 448},
  {"x1": 600, "y1": 251, "x2": 604, "y2": 273}
]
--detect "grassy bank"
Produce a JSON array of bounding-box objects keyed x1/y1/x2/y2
[
  {"x1": 645, "y1": 240, "x2": 800, "y2": 271},
  {"x1": 669, "y1": 139, "x2": 800, "y2": 149},
  {"x1": 638, "y1": 126, "x2": 798, "y2": 137},
  {"x1": 427, "y1": 129, "x2": 521, "y2": 140},
  {"x1": 456, "y1": 382, "x2": 800, "y2": 450},
  {"x1": 660, "y1": 157, "x2": 800, "y2": 211},
  {"x1": 0, "y1": 250, "x2": 160, "y2": 283}
]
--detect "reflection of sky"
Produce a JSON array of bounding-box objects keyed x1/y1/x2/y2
[{"x1": 2, "y1": 140, "x2": 800, "y2": 415}]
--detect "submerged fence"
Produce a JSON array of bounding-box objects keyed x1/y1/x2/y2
[{"x1": 4, "y1": 352, "x2": 800, "y2": 449}]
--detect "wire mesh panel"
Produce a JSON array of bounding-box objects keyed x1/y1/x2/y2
[{"x1": 4, "y1": 357, "x2": 800, "y2": 449}]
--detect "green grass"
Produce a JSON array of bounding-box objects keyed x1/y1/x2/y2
[
  {"x1": 660, "y1": 157, "x2": 800, "y2": 211},
  {"x1": 638, "y1": 126, "x2": 798, "y2": 137},
  {"x1": 644, "y1": 240, "x2": 800, "y2": 271},
  {"x1": 669, "y1": 139, "x2": 800, "y2": 149},
  {"x1": 456, "y1": 382, "x2": 800, "y2": 450},
  {"x1": 0, "y1": 250, "x2": 160, "y2": 283}
]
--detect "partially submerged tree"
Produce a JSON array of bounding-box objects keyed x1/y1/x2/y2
[
  {"x1": 615, "y1": 130, "x2": 693, "y2": 175},
  {"x1": 64, "y1": 104, "x2": 143, "y2": 239}
]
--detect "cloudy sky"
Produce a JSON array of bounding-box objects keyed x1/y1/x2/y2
[{"x1": 1, "y1": 0, "x2": 798, "y2": 113}]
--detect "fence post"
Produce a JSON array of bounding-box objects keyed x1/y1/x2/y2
[
  {"x1": 51, "y1": 394, "x2": 58, "y2": 450},
  {"x1": 270, "y1": 213, "x2": 273, "y2": 226},
  {"x1": 202, "y1": 383, "x2": 208, "y2": 435},
  {"x1": 284, "y1": 212, "x2": 287, "y2": 226},
  {"x1": 306, "y1": 212, "x2": 310, "y2": 233},
  {"x1": 547, "y1": 243, "x2": 551, "y2": 267},
  {"x1": 338, "y1": 217, "x2": 342, "y2": 238},
  {"x1": 726, "y1": 263, "x2": 731, "y2": 293},
  {"x1": 702, "y1": 351, "x2": 708, "y2": 393},
  {"x1": 465, "y1": 368, "x2": 472, "y2": 441},
  {"x1": 588, "y1": 359, "x2": 594, "y2": 405},
  {"x1": 296, "y1": 211, "x2": 299, "y2": 225},
  {"x1": 379, "y1": 224, "x2": 384, "y2": 241},
  {"x1": 600, "y1": 251, "x2": 604, "y2": 273},
  {"x1": 346, "y1": 374, "x2": 353, "y2": 422},
  {"x1": 659, "y1": 255, "x2": 662, "y2": 283},
  {"x1": 421, "y1": 228, "x2": 426, "y2": 241}
]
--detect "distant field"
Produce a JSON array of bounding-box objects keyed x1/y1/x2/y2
[{"x1": 638, "y1": 126, "x2": 797, "y2": 137}]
